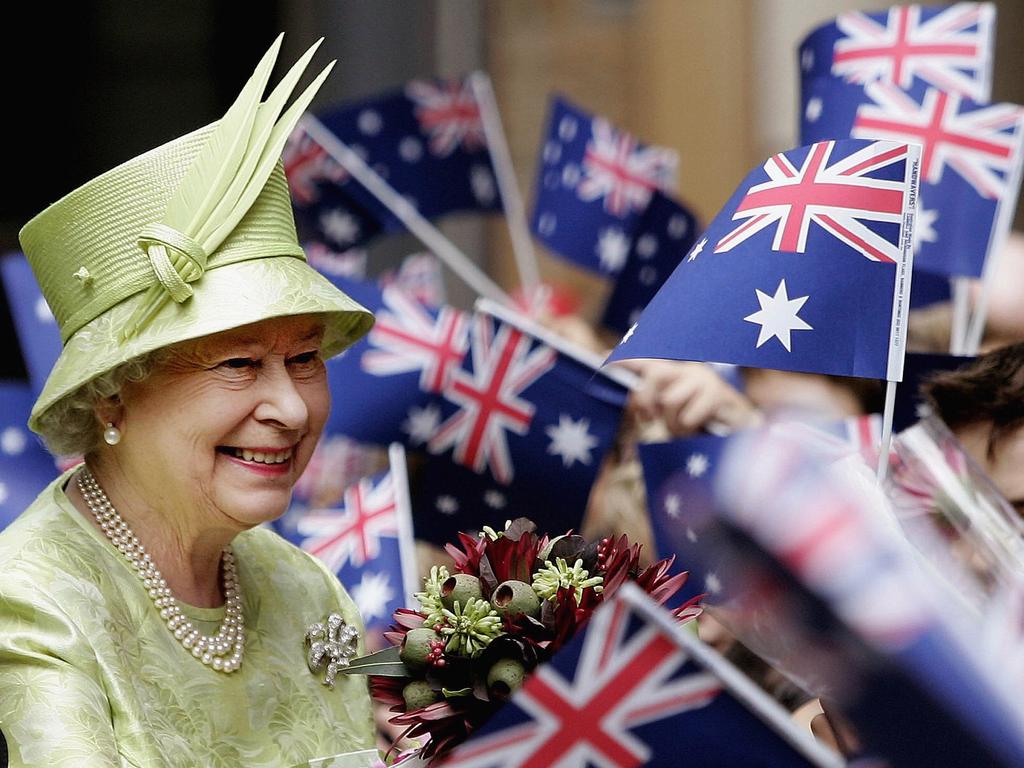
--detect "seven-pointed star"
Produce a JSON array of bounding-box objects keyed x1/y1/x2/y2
[
  {"x1": 595, "y1": 227, "x2": 631, "y2": 273},
  {"x1": 545, "y1": 414, "x2": 599, "y2": 468},
  {"x1": 743, "y1": 278, "x2": 812, "y2": 352},
  {"x1": 351, "y1": 571, "x2": 395, "y2": 622},
  {"x1": 402, "y1": 404, "x2": 442, "y2": 445}
]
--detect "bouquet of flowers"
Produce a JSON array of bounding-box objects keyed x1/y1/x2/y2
[{"x1": 340, "y1": 519, "x2": 700, "y2": 762}]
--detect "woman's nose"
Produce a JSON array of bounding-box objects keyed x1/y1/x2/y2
[{"x1": 252, "y1": 362, "x2": 309, "y2": 430}]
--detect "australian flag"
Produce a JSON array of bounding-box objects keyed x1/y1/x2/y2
[
  {"x1": 277, "y1": 453, "x2": 415, "y2": 639},
  {"x1": 441, "y1": 587, "x2": 835, "y2": 768},
  {"x1": 284, "y1": 76, "x2": 502, "y2": 251},
  {"x1": 322, "y1": 274, "x2": 468, "y2": 447},
  {"x1": 606, "y1": 139, "x2": 920, "y2": 381},
  {"x1": 530, "y1": 95, "x2": 678, "y2": 275},
  {"x1": 1, "y1": 253, "x2": 62, "y2": 399},
  {"x1": 601, "y1": 191, "x2": 700, "y2": 335},
  {"x1": 0, "y1": 382, "x2": 61, "y2": 531},
  {"x1": 798, "y1": 3, "x2": 996, "y2": 103},
  {"x1": 409, "y1": 305, "x2": 628, "y2": 546},
  {"x1": 801, "y1": 77, "x2": 1024, "y2": 279}
]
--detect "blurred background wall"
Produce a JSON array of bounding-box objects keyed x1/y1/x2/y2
[{"x1": 2, "y1": 0, "x2": 1022, "y2": 373}]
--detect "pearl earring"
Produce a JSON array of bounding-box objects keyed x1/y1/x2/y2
[{"x1": 103, "y1": 422, "x2": 122, "y2": 446}]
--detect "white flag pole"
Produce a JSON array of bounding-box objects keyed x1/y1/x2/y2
[
  {"x1": 469, "y1": 72, "x2": 542, "y2": 307},
  {"x1": 474, "y1": 297, "x2": 639, "y2": 391},
  {"x1": 300, "y1": 114, "x2": 513, "y2": 306},
  {"x1": 950, "y1": 277, "x2": 970, "y2": 355},
  {"x1": 964, "y1": 112, "x2": 1024, "y2": 355},
  {"x1": 387, "y1": 443, "x2": 420, "y2": 608},
  {"x1": 876, "y1": 380, "x2": 897, "y2": 482}
]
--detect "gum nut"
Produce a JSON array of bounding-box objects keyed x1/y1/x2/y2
[
  {"x1": 487, "y1": 658, "x2": 526, "y2": 696},
  {"x1": 399, "y1": 627, "x2": 438, "y2": 668},
  {"x1": 491, "y1": 580, "x2": 541, "y2": 618},
  {"x1": 402, "y1": 680, "x2": 438, "y2": 711},
  {"x1": 440, "y1": 573, "x2": 484, "y2": 611}
]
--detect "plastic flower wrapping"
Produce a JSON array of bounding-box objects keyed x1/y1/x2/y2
[{"x1": 339, "y1": 518, "x2": 701, "y2": 762}]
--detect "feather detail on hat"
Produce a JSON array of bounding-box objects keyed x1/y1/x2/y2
[{"x1": 121, "y1": 35, "x2": 335, "y2": 340}]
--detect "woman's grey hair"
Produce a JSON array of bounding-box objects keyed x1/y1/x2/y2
[{"x1": 36, "y1": 350, "x2": 166, "y2": 457}]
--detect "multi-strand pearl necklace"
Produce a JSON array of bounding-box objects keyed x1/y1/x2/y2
[{"x1": 77, "y1": 468, "x2": 245, "y2": 673}]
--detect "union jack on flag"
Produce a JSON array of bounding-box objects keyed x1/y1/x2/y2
[
  {"x1": 428, "y1": 313, "x2": 557, "y2": 484},
  {"x1": 283, "y1": 123, "x2": 349, "y2": 206},
  {"x1": 714, "y1": 140, "x2": 910, "y2": 263},
  {"x1": 406, "y1": 78, "x2": 486, "y2": 157},
  {"x1": 442, "y1": 595, "x2": 721, "y2": 768},
  {"x1": 531, "y1": 96, "x2": 678, "y2": 275},
  {"x1": 799, "y1": 3, "x2": 995, "y2": 102},
  {"x1": 362, "y1": 286, "x2": 470, "y2": 394},
  {"x1": 852, "y1": 82, "x2": 1023, "y2": 200},
  {"x1": 578, "y1": 118, "x2": 678, "y2": 218},
  {"x1": 802, "y1": 76, "x2": 1024, "y2": 278},
  {"x1": 443, "y1": 588, "x2": 835, "y2": 768},
  {"x1": 295, "y1": 471, "x2": 398, "y2": 573}
]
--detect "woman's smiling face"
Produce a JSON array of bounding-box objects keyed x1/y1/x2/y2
[{"x1": 111, "y1": 314, "x2": 330, "y2": 529}]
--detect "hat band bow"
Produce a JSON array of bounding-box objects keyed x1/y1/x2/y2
[{"x1": 137, "y1": 223, "x2": 208, "y2": 304}]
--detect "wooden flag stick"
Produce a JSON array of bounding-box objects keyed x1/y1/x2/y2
[
  {"x1": 469, "y1": 72, "x2": 543, "y2": 307},
  {"x1": 300, "y1": 114, "x2": 513, "y2": 306},
  {"x1": 876, "y1": 379, "x2": 897, "y2": 482},
  {"x1": 387, "y1": 443, "x2": 421, "y2": 608}
]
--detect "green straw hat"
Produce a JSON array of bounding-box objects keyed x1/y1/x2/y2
[{"x1": 19, "y1": 36, "x2": 374, "y2": 435}]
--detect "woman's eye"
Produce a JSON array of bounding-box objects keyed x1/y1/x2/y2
[
  {"x1": 288, "y1": 351, "x2": 321, "y2": 367},
  {"x1": 220, "y1": 358, "x2": 257, "y2": 370}
]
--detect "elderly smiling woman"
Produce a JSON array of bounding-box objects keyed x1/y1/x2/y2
[{"x1": 0, "y1": 38, "x2": 381, "y2": 767}]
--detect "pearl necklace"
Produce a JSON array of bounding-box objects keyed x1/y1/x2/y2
[{"x1": 77, "y1": 468, "x2": 245, "y2": 673}]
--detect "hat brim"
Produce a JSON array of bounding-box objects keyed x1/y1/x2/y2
[{"x1": 29, "y1": 257, "x2": 374, "y2": 433}]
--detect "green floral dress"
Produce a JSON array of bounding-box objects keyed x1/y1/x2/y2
[{"x1": 0, "y1": 470, "x2": 377, "y2": 767}]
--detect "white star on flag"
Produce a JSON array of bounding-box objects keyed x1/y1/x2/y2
[
  {"x1": 351, "y1": 571, "x2": 395, "y2": 622},
  {"x1": 744, "y1": 279, "x2": 812, "y2": 352},
  {"x1": 913, "y1": 208, "x2": 939, "y2": 253},
  {"x1": 319, "y1": 208, "x2": 361, "y2": 246},
  {"x1": 436, "y1": 495, "x2": 459, "y2": 515},
  {"x1": 0, "y1": 482, "x2": 7, "y2": 505},
  {"x1": 686, "y1": 237, "x2": 707, "y2": 262},
  {"x1": 545, "y1": 414, "x2": 599, "y2": 468},
  {"x1": 483, "y1": 489, "x2": 507, "y2": 509},
  {"x1": 1, "y1": 427, "x2": 26, "y2": 456},
  {"x1": 705, "y1": 572, "x2": 723, "y2": 594},
  {"x1": 668, "y1": 214, "x2": 690, "y2": 239},
  {"x1": 805, "y1": 96, "x2": 823, "y2": 123},
  {"x1": 357, "y1": 109, "x2": 383, "y2": 136},
  {"x1": 685, "y1": 452, "x2": 709, "y2": 478},
  {"x1": 685, "y1": 526, "x2": 698, "y2": 543},
  {"x1": 664, "y1": 493, "x2": 681, "y2": 519},
  {"x1": 596, "y1": 227, "x2": 631, "y2": 273},
  {"x1": 470, "y1": 165, "x2": 496, "y2": 205},
  {"x1": 402, "y1": 404, "x2": 442, "y2": 445},
  {"x1": 399, "y1": 136, "x2": 423, "y2": 162},
  {"x1": 636, "y1": 233, "x2": 658, "y2": 258}
]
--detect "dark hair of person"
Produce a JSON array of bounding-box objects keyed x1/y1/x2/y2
[{"x1": 922, "y1": 342, "x2": 1024, "y2": 458}]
